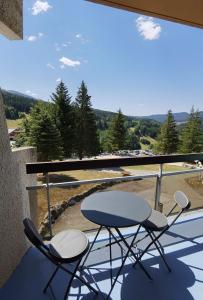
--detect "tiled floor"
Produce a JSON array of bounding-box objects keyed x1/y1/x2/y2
[{"x1": 1, "y1": 211, "x2": 203, "y2": 300}]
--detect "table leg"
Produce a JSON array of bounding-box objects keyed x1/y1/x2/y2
[
  {"x1": 80, "y1": 225, "x2": 103, "y2": 269},
  {"x1": 107, "y1": 228, "x2": 126, "y2": 263},
  {"x1": 115, "y1": 228, "x2": 152, "y2": 280},
  {"x1": 109, "y1": 229, "x2": 113, "y2": 287},
  {"x1": 107, "y1": 225, "x2": 141, "y2": 299},
  {"x1": 133, "y1": 226, "x2": 169, "y2": 268}
]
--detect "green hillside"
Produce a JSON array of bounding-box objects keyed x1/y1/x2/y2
[
  {"x1": 3, "y1": 90, "x2": 161, "y2": 138},
  {"x1": 2, "y1": 89, "x2": 38, "y2": 119}
]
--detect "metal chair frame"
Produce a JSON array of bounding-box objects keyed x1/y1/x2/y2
[
  {"x1": 133, "y1": 191, "x2": 191, "y2": 271},
  {"x1": 23, "y1": 218, "x2": 98, "y2": 300}
]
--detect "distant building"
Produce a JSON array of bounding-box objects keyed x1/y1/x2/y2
[{"x1": 8, "y1": 128, "x2": 21, "y2": 141}]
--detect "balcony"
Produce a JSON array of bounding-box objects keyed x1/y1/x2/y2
[
  {"x1": 0, "y1": 153, "x2": 202, "y2": 299},
  {"x1": 0, "y1": 1, "x2": 203, "y2": 299},
  {"x1": 1, "y1": 209, "x2": 203, "y2": 299}
]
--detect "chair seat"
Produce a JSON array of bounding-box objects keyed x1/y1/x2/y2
[
  {"x1": 142, "y1": 209, "x2": 168, "y2": 231},
  {"x1": 50, "y1": 229, "x2": 89, "y2": 262}
]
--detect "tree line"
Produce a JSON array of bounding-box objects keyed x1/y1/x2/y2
[
  {"x1": 16, "y1": 81, "x2": 100, "y2": 161},
  {"x1": 156, "y1": 108, "x2": 203, "y2": 154},
  {"x1": 15, "y1": 81, "x2": 203, "y2": 161},
  {"x1": 16, "y1": 81, "x2": 143, "y2": 160}
]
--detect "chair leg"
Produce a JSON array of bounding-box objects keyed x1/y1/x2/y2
[
  {"x1": 43, "y1": 265, "x2": 60, "y2": 293},
  {"x1": 63, "y1": 259, "x2": 98, "y2": 300},
  {"x1": 74, "y1": 273, "x2": 98, "y2": 295},
  {"x1": 148, "y1": 231, "x2": 171, "y2": 272},
  {"x1": 64, "y1": 259, "x2": 81, "y2": 300},
  {"x1": 151, "y1": 232, "x2": 165, "y2": 254}
]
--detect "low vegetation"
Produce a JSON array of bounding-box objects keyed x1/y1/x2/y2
[{"x1": 36, "y1": 170, "x2": 119, "y2": 224}]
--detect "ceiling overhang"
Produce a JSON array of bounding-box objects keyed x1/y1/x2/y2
[
  {"x1": 0, "y1": 0, "x2": 23, "y2": 40},
  {"x1": 87, "y1": 0, "x2": 203, "y2": 29}
]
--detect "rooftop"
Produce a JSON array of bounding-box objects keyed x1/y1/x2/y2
[{"x1": 1, "y1": 210, "x2": 203, "y2": 299}]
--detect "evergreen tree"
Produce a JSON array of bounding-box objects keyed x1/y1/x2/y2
[
  {"x1": 15, "y1": 115, "x2": 30, "y2": 147},
  {"x1": 125, "y1": 131, "x2": 141, "y2": 150},
  {"x1": 74, "y1": 81, "x2": 100, "y2": 160},
  {"x1": 180, "y1": 107, "x2": 203, "y2": 153},
  {"x1": 106, "y1": 109, "x2": 127, "y2": 152},
  {"x1": 28, "y1": 102, "x2": 63, "y2": 161},
  {"x1": 157, "y1": 110, "x2": 179, "y2": 154},
  {"x1": 51, "y1": 81, "x2": 75, "y2": 158}
]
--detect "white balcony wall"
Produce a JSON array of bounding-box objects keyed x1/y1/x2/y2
[{"x1": 0, "y1": 91, "x2": 37, "y2": 287}]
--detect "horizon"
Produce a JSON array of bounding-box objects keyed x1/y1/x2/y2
[
  {"x1": 5, "y1": 89, "x2": 202, "y2": 118},
  {"x1": 1, "y1": 0, "x2": 203, "y2": 115}
]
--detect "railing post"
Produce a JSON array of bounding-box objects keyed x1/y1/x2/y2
[
  {"x1": 154, "y1": 164, "x2": 163, "y2": 211},
  {"x1": 45, "y1": 172, "x2": 53, "y2": 238}
]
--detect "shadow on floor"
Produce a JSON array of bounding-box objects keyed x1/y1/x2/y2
[{"x1": 1, "y1": 213, "x2": 203, "y2": 300}]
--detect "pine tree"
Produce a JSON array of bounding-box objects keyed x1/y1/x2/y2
[
  {"x1": 107, "y1": 109, "x2": 127, "y2": 152},
  {"x1": 51, "y1": 81, "x2": 75, "y2": 158},
  {"x1": 180, "y1": 107, "x2": 203, "y2": 153},
  {"x1": 125, "y1": 131, "x2": 141, "y2": 150},
  {"x1": 74, "y1": 81, "x2": 100, "y2": 160},
  {"x1": 157, "y1": 110, "x2": 179, "y2": 154},
  {"x1": 28, "y1": 102, "x2": 63, "y2": 161},
  {"x1": 15, "y1": 115, "x2": 30, "y2": 147}
]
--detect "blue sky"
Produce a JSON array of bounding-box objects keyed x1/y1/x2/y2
[{"x1": 0, "y1": 0, "x2": 203, "y2": 116}]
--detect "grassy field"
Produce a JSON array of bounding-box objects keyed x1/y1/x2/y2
[
  {"x1": 52, "y1": 172, "x2": 203, "y2": 233},
  {"x1": 36, "y1": 164, "x2": 191, "y2": 225},
  {"x1": 140, "y1": 136, "x2": 157, "y2": 150},
  {"x1": 125, "y1": 163, "x2": 190, "y2": 172},
  {"x1": 6, "y1": 119, "x2": 22, "y2": 128},
  {"x1": 37, "y1": 169, "x2": 119, "y2": 225}
]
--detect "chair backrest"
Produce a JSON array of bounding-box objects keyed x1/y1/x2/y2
[
  {"x1": 174, "y1": 191, "x2": 191, "y2": 210},
  {"x1": 23, "y1": 218, "x2": 44, "y2": 249},
  {"x1": 23, "y1": 218, "x2": 61, "y2": 265}
]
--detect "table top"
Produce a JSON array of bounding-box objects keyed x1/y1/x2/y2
[{"x1": 81, "y1": 190, "x2": 152, "y2": 228}]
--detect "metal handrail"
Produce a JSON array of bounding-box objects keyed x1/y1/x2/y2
[
  {"x1": 26, "y1": 153, "x2": 203, "y2": 174},
  {"x1": 26, "y1": 173, "x2": 157, "y2": 190},
  {"x1": 27, "y1": 166, "x2": 203, "y2": 238},
  {"x1": 26, "y1": 154, "x2": 203, "y2": 238},
  {"x1": 26, "y1": 167, "x2": 203, "y2": 190}
]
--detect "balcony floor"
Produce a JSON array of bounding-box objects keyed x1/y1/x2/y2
[{"x1": 1, "y1": 211, "x2": 203, "y2": 300}]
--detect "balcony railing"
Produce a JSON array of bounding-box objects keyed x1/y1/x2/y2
[{"x1": 26, "y1": 153, "x2": 203, "y2": 238}]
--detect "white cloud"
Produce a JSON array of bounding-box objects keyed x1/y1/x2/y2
[
  {"x1": 32, "y1": 1, "x2": 52, "y2": 16},
  {"x1": 75, "y1": 33, "x2": 89, "y2": 44},
  {"x1": 26, "y1": 90, "x2": 38, "y2": 97},
  {"x1": 136, "y1": 16, "x2": 161, "y2": 40},
  {"x1": 32, "y1": 93, "x2": 38, "y2": 97},
  {"x1": 59, "y1": 56, "x2": 81, "y2": 68},
  {"x1": 56, "y1": 78, "x2": 62, "y2": 82},
  {"x1": 76, "y1": 33, "x2": 82, "y2": 39},
  {"x1": 47, "y1": 63, "x2": 55, "y2": 70},
  {"x1": 54, "y1": 42, "x2": 71, "y2": 51},
  {"x1": 27, "y1": 32, "x2": 44, "y2": 42},
  {"x1": 27, "y1": 35, "x2": 37, "y2": 42}
]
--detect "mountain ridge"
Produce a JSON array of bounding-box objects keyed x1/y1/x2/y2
[{"x1": 2, "y1": 89, "x2": 203, "y2": 123}]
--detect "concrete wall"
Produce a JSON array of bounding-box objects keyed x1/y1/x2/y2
[
  {"x1": 12, "y1": 147, "x2": 38, "y2": 225},
  {"x1": 0, "y1": 90, "x2": 37, "y2": 287},
  {"x1": 0, "y1": 0, "x2": 23, "y2": 39}
]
